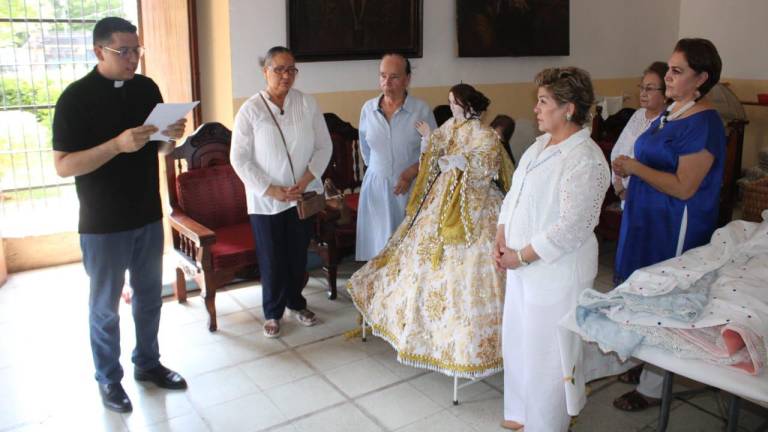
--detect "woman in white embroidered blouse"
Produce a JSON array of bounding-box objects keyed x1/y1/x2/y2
[
  {"x1": 230, "y1": 46, "x2": 332, "y2": 338},
  {"x1": 610, "y1": 61, "x2": 669, "y2": 203},
  {"x1": 494, "y1": 67, "x2": 609, "y2": 432}
]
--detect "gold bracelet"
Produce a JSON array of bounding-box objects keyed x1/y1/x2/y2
[{"x1": 516, "y1": 248, "x2": 529, "y2": 266}]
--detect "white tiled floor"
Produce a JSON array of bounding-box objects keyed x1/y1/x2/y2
[{"x1": 0, "y1": 248, "x2": 766, "y2": 431}]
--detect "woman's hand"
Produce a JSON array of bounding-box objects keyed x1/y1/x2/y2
[
  {"x1": 497, "y1": 246, "x2": 520, "y2": 270},
  {"x1": 612, "y1": 155, "x2": 638, "y2": 178},
  {"x1": 612, "y1": 175, "x2": 626, "y2": 199},
  {"x1": 267, "y1": 185, "x2": 301, "y2": 202},
  {"x1": 493, "y1": 226, "x2": 506, "y2": 271},
  {"x1": 394, "y1": 164, "x2": 418, "y2": 195},
  {"x1": 415, "y1": 120, "x2": 431, "y2": 137}
]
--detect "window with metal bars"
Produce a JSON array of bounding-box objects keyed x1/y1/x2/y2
[{"x1": 0, "y1": 0, "x2": 137, "y2": 236}]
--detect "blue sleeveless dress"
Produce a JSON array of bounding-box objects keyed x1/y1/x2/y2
[{"x1": 614, "y1": 109, "x2": 726, "y2": 284}]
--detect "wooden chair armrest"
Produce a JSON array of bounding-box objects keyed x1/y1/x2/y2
[{"x1": 168, "y1": 211, "x2": 216, "y2": 247}]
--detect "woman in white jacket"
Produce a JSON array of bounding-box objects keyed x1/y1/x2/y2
[{"x1": 494, "y1": 67, "x2": 609, "y2": 431}]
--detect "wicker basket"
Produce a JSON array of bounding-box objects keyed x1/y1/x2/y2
[{"x1": 741, "y1": 177, "x2": 768, "y2": 222}]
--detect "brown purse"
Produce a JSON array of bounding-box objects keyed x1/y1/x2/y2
[{"x1": 260, "y1": 93, "x2": 326, "y2": 220}]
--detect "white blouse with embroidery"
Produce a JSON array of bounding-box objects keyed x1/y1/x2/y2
[
  {"x1": 231, "y1": 89, "x2": 333, "y2": 215},
  {"x1": 498, "y1": 128, "x2": 610, "y2": 301}
]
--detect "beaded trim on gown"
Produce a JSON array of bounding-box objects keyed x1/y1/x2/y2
[{"x1": 347, "y1": 118, "x2": 514, "y2": 378}]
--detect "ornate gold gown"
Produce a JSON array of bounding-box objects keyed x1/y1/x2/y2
[{"x1": 348, "y1": 118, "x2": 514, "y2": 378}]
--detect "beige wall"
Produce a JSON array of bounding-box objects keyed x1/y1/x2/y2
[
  {"x1": 4, "y1": 233, "x2": 81, "y2": 273},
  {"x1": 677, "y1": 0, "x2": 768, "y2": 171},
  {"x1": 234, "y1": 77, "x2": 767, "y2": 168},
  {"x1": 196, "y1": 0, "x2": 234, "y2": 128},
  {"x1": 235, "y1": 77, "x2": 642, "y2": 131},
  {"x1": 679, "y1": 0, "x2": 768, "y2": 80}
]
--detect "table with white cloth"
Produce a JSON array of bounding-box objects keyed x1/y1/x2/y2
[{"x1": 560, "y1": 311, "x2": 768, "y2": 431}]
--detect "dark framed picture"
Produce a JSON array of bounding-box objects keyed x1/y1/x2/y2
[
  {"x1": 287, "y1": 0, "x2": 423, "y2": 62},
  {"x1": 457, "y1": 0, "x2": 570, "y2": 57}
]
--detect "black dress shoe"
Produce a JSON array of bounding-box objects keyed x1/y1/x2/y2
[
  {"x1": 134, "y1": 364, "x2": 188, "y2": 390},
  {"x1": 99, "y1": 382, "x2": 132, "y2": 413}
]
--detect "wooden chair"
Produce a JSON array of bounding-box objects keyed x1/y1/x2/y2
[
  {"x1": 718, "y1": 119, "x2": 748, "y2": 227},
  {"x1": 318, "y1": 113, "x2": 364, "y2": 299},
  {"x1": 165, "y1": 122, "x2": 337, "y2": 331},
  {"x1": 165, "y1": 122, "x2": 256, "y2": 331},
  {"x1": 594, "y1": 108, "x2": 636, "y2": 242}
]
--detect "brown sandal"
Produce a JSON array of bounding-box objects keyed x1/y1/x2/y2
[
  {"x1": 500, "y1": 420, "x2": 524, "y2": 430},
  {"x1": 617, "y1": 364, "x2": 644, "y2": 385},
  {"x1": 263, "y1": 319, "x2": 280, "y2": 338},
  {"x1": 613, "y1": 390, "x2": 660, "y2": 412}
]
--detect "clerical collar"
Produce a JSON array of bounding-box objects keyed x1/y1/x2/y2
[{"x1": 114, "y1": 80, "x2": 124, "y2": 88}]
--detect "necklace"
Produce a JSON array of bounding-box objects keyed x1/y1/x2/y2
[{"x1": 658, "y1": 100, "x2": 695, "y2": 130}]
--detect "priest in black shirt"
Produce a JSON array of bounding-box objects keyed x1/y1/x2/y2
[{"x1": 52, "y1": 17, "x2": 187, "y2": 413}]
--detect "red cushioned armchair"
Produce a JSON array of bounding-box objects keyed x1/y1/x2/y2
[
  {"x1": 165, "y1": 122, "x2": 256, "y2": 331},
  {"x1": 165, "y1": 122, "x2": 337, "y2": 331}
]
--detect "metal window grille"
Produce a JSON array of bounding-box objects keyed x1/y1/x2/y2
[{"x1": 0, "y1": 0, "x2": 137, "y2": 236}]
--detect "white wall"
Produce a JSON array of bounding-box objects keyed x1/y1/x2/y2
[
  {"x1": 229, "y1": 0, "x2": 680, "y2": 98},
  {"x1": 679, "y1": 0, "x2": 768, "y2": 80}
]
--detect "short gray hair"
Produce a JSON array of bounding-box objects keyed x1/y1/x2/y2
[{"x1": 260, "y1": 46, "x2": 294, "y2": 67}]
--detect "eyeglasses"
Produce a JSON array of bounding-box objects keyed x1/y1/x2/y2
[
  {"x1": 269, "y1": 66, "x2": 299, "y2": 76},
  {"x1": 637, "y1": 85, "x2": 664, "y2": 94},
  {"x1": 101, "y1": 45, "x2": 145, "y2": 59}
]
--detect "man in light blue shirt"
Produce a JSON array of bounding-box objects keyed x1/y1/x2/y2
[{"x1": 355, "y1": 53, "x2": 436, "y2": 261}]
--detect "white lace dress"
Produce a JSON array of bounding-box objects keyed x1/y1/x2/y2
[
  {"x1": 498, "y1": 128, "x2": 610, "y2": 431},
  {"x1": 609, "y1": 108, "x2": 658, "y2": 191}
]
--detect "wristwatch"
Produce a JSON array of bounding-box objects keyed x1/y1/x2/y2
[{"x1": 516, "y1": 249, "x2": 529, "y2": 266}]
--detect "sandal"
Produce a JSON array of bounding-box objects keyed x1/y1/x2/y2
[
  {"x1": 263, "y1": 319, "x2": 280, "y2": 338},
  {"x1": 613, "y1": 390, "x2": 660, "y2": 412},
  {"x1": 617, "y1": 364, "x2": 644, "y2": 385},
  {"x1": 288, "y1": 308, "x2": 318, "y2": 327},
  {"x1": 500, "y1": 420, "x2": 524, "y2": 430}
]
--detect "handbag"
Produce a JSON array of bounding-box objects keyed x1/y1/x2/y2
[{"x1": 260, "y1": 93, "x2": 326, "y2": 220}]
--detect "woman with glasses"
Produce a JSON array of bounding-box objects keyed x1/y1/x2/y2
[
  {"x1": 610, "y1": 62, "x2": 669, "y2": 207},
  {"x1": 496, "y1": 67, "x2": 609, "y2": 431},
  {"x1": 610, "y1": 38, "x2": 726, "y2": 411},
  {"x1": 231, "y1": 46, "x2": 332, "y2": 338}
]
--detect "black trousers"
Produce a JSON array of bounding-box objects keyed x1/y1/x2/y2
[{"x1": 249, "y1": 208, "x2": 314, "y2": 320}]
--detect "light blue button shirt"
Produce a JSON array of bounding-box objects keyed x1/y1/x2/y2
[{"x1": 355, "y1": 94, "x2": 436, "y2": 260}]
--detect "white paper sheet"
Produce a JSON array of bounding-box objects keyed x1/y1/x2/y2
[{"x1": 143, "y1": 101, "x2": 200, "y2": 141}]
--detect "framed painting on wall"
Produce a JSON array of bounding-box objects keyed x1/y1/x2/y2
[
  {"x1": 457, "y1": 0, "x2": 570, "y2": 57},
  {"x1": 287, "y1": 0, "x2": 423, "y2": 61}
]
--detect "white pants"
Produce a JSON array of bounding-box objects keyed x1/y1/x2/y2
[
  {"x1": 502, "y1": 271, "x2": 587, "y2": 432},
  {"x1": 636, "y1": 366, "x2": 665, "y2": 398}
]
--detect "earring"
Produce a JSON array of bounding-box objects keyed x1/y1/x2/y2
[{"x1": 565, "y1": 113, "x2": 573, "y2": 122}]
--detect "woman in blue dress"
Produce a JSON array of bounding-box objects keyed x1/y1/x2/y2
[{"x1": 611, "y1": 38, "x2": 726, "y2": 411}]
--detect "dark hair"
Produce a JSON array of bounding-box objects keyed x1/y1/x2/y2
[
  {"x1": 381, "y1": 53, "x2": 411, "y2": 75},
  {"x1": 490, "y1": 114, "x2": 516, "y2": 144},
  {"x1": 643, "y1": 61, "x2": 668, "y2": 90},
  {"x1": 491, "y1": 114, "x2": 516, "y2": 163},
  {"x1": 93, "y1": 17, "x2": 136, "y2": 46},
  {"x1": 673, "y1": 38, "x2": 721, "y2": 98},
  {"x1": 433, "y1": 105, "x2": 452, "y2": 127},
  {"x1": 449, "y1": 83, "x2": 490, "y2": 119},
  {"x1": 534, "y1": 67, "x2": 595, "y2": 125},
  {"x1": 260, "y1": 46, "x2": 294, "y2": 67}
]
